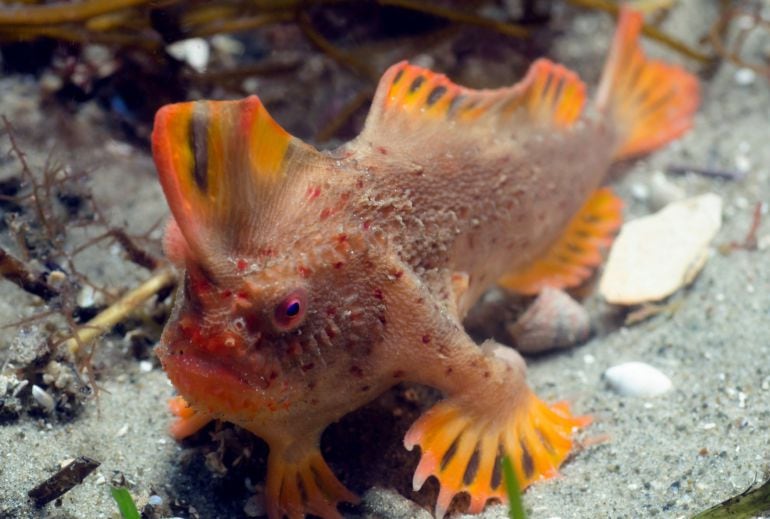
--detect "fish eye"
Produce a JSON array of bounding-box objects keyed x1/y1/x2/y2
[{"x1": 273, "y1": 289, "x2": 307, "y2": 331}]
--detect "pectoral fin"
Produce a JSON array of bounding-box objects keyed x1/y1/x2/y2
[{"x1": 498, "y1": 188, "x2": 623, "y2": 295}]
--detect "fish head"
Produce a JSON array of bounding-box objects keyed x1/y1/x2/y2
[{"x1": 152, "y1": 97, "x2": 389, "y2": 422}]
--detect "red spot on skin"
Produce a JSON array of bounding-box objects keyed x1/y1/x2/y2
[
  {"x1": 392, "y1": 270, "x2": 403, "y2": 279},
  {"x1": 221, "y1": 289, "x2": 232, "y2": 298},
  {"x1": 236, "y1": 259, "x2": 248, "y2": 272},
  {"x1": 334, "y1": 262, "x2": 344, "y2": 269},
  {"x1": 320, "y1": 208, "x2": 332, "y2": 220},
  {"x1": 422, "y1": 334, "x2": 431, "y2": 344},
  {"x1": 356, "y1": 179, "x2": 364, "y2": 189},
  {"x1": 377, "y1": 146, "x2": 388, "y2": 155},
  {"x1": 326, "y1": 307, "x2": 336, "y2": 316},
  {"x1": 336, "y1": 234, "x2": 347, "y2": 244},
  {"x1": 288, "y1": 341, "x2": 302, "y2": 357},
  {"x1": 392, "y1": 370, "x2": 405, "y2": 378},
  {"x1": 297, "y1": 265, "x2": 310, "y2": 278},
  {"x1": 373, "y1": 288, "x2": 383, "y2": 300},
  {"x1": 362, "y1": 220, "x2": 371, "y2": 230},
  {"x1": 301, "y1": 363, "x2": 315, "y2": 372},
  {"x1": 360, "y1": 385, "x2": 371, "y2": 392},
  {"x1": 350, "y1": 366, "x2": 364, "y2": 377},
  {"x1": 306, "y1": 186, "x2": 322, "y2": 201},
  {"x1": 446, "y1": 367, "x2": 453, "y2": 375}
]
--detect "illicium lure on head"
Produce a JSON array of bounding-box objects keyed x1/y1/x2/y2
[{"x1": 151, "y1": 6, "x2": 698, "y2": 519}]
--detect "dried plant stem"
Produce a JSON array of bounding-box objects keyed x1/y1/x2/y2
[
  {"x1": 566, "y1": 0, "x2": 712, "y2": 63},
  {"x1": 297, "y1": 11, "x2": 376, "y2": 80},
  {"x1": 188, "y1": 11, "x2": 294, "y2": 38},
  {"x1": 377, "y1": 0, "x2": 530, "y2": 38},
  {"x1": 63, "y1": 268, "x2": 177, "y2": 357},
  {"x1": 0, "y1": 246, "x2": 59, "y2": 301},
  {"x1": 0, "y1": 0, "x2": 155, "y2": 25},
  {"x1": 315, "y1": 87, "x2": 374, "y2": 143}
]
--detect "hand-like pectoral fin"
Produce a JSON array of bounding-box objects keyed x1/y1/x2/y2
[{"x1": 264, "y1": 439, "x2": 358, "y2": 519}]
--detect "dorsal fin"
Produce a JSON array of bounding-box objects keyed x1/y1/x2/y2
[
  {"x1": 358, "y1": 59, "x2": 586, "y2": 144},
  {"x1": 152, "y1": 96, "x2": 319, "y2": 271}
]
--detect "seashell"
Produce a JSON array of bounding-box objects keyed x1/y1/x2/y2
[
  {"x1": 603, "y1": 361, "x2": 672, "y2": 397},
  {"x1": 600, "y1": 193, "x2": 722, "y2": 305},
  {"x1": 506, "y1": 287, "x2": 591, "y2": 354},
  {"x1": 31, "y1": 384, "x2": 55, "y2": 413}
]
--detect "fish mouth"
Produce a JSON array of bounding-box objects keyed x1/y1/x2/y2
[{"x1": 156, "y1": 341, "x2": 291, "y2": 420}]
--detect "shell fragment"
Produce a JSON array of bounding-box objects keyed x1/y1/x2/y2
[{"x1": 600, "y1": 193, "x2": 722, "y2": 305}]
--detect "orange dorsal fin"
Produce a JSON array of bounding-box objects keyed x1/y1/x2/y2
[
  {"x1": 152, "y1": 96, "x2": 319, "y2": 268},
  {"x1": 596, "y1": 7, "x2": 699, "y2": 160},
  {"x1": 355, "y1": 58, "x2": 586, "y2": 147},
  {"x1": 498, "y1": 188, "x2": 623, "y2": 295}
]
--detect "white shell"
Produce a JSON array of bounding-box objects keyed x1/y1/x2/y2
[
  {"x1": 31, "y1": 384, "x2": 55, "y2": 412},
  {"x1": 599, "y1": 193, "x2": 722, "y2": 305},
  {"x1": 603, "y1": 361, "x2": 672, "y2": 397}
]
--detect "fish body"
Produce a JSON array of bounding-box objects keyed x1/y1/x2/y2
[{"x1": 152, "y1": 7, "x2": 698, "y2": 519}]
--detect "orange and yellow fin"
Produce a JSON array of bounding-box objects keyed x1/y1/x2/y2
[
  {"x1": 152, "y1": 96, "x2": 318, "y2": 265},
  {"x1": 596, "y1": 7, "x2": 699, "y2": 160},
  {"x1": 498, "y1": 188, "x2": 623, "y2": 295},
  {"x1": 357, "y1": 58, "x2": 586, "y2": 142},
  {"x1": 265, "y1": 447, "x2": 358, "y2": 519},
  {"x1": 167, "y1": 395, "x2": 212, "y2": 440},
  {"x1": 404, "y1": 391, "x2": 590, "y2": 518}
]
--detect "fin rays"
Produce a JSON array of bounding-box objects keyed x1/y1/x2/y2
[
  {"x1": 152, "y1": 96, "x2": 312, "y2": 269},
  {"x1": 405, "y1": 392, "x2": 590, "y2": 518},
  {"x1": 359, "y1": 58, "x2": 587, "y2": 148}
]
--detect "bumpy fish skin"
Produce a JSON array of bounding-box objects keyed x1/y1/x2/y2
[{"x1": 152, "y1": 7, "x2": 698, "y2": 519}]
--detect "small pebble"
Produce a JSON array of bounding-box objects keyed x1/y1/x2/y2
[
  {"x1": 734, "y1": 155, "x2": 751, "y2": 173},
  {"x1": 243, "y1": 494, "x2": 265, "y2": 517},
  {"x1": 647, "y1": 171, "x2": 685, "y2": 211},
  {"x1": 733, "y1": 67, "x2": 756, "y2": 86},
  {"x1": 210, "y1": 35, "x2": 244, "y2": 56},
  {"x1": 115, "y1": 424, "x2": 129, "y2": 438},
  {"x1": 139, "y1": 360, "x2": 153, "y2": 373},
  {"x1": 166, "y1": 38, "x2": 210, "y2": 73},
  {"x1": 702, "y1": 422, "x2": 716, "y2": 430},
  {"x1": 76, "y1": 286, "x2": 96, "y2": 308},
  {"x1": 603, "y1": 362, "x2": 672, "y2": 397},
  {"x1": 148, "y1": 495, "x2": 163, "y2": 506},
  {"x1": 12, "y1": 379, "x2": 29, "y2": 397},
  {"x1": 32, "y1": 384, "x2": 55, "y2": 412},
  {"x1": 630, "y1": 182, "x2": 649, "y2": 201}
]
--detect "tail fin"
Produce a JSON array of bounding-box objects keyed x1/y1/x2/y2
[{"x1": 596, "y1": 6, "x2": 699, "y2": 160}]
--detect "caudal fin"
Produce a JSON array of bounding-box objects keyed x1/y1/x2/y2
[{"x1": 596, "y1": 7, "x2": 699, "y2": 160}]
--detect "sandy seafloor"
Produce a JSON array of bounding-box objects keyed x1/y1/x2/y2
[{"x1": 1, "y1": 1, "x2": 770, "y2": 518}]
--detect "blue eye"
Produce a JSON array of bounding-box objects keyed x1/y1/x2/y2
[
  {"x1": 285, "y1": 301, "x2": 300, "y2": 317},
  {"x1": 273, "y1": 289, "x2": 307, "y2": 331}
]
